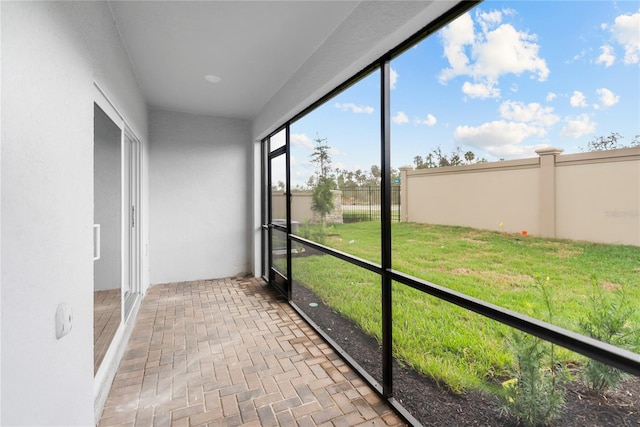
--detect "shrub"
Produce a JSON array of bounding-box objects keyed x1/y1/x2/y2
[
  {"x1": 501, "y1": 278, "x2": 567, "y2": 426},
  {"x1": 579, "y1": 277, "x2": 639, "y2": 393},
  {"x1": 299, "y1": 220, "x2": 312, "y2": 240},
  {"x1": 502, "y1": 333, "x2": 567, "y2": 426}
]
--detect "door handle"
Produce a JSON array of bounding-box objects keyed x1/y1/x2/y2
[{"x1": 93, "y1": 224, "x2": 101, "y2": 260}]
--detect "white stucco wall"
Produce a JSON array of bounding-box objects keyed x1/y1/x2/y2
[
  {"x1": 1, "y1": 2, "x2": 147, "y2": 425},
  {"x1": 149, "y1": 110, "x2": 252, "y2": 284}
]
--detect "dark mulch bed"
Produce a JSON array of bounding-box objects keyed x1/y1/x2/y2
[{"x1": 289, "y1": 279, "x2": 640, "y2": 427}]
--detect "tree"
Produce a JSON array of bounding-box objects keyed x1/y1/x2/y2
[
  {"x1": 425, "y1": 153, "x2": 436, "y2": 168},
  {"x1": 370, "y1": 165, "x2": 381, "y2": 186},
  {"x1": 311, "y1": 176, "x2": 335, "y2": 229},
  {"x1": 390, "y1": 167, "x2": 400, "y2": 183},
  {"x1": 333, "y1": 165, "x2": 398, "y2": 189},
  {"x1": 306, "y1": 175, "x2": 316, "y2": 189},
  {"x1": 413, "y1": 146, "x2": 486, "y2": 169},
  {"x1": 413, "y1": 156, "x2": 424, "y2": 169},
  {"x1": 449, "y1": 147, "x2": 463, "y2": 166},
  {"x1": 582, "y1": 132, "x2": 640, "y2": 152},
  {"x1": 309, "y1": 133, "x2": 332, "y2": 178},
  {"x1": 434, "y1": 146, "x2": 450, "y2": 167},
  {"x1": 354, "y1": 169, "x2": 367, "y2": 187},
  {"x1": 464, "y1": 150, "x2": 475, "y2": 164},
  {"x1": 310, "y1": 134, "x2": 335, "y2": 228}
]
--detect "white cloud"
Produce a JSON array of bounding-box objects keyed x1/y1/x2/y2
[
  {"x1": 438, "y1": 13, "x2": 475, "y2": 82},
  {"x1": 453, "y1": 120, "x2": 548, "y2": 158},
  {"x1": 454, "y1": 120, "x2": 546, "y2": 148},
  {"x1": 335, "y1": 102, "x2": 374, "y2": 114},
  {"x1": 462, "y1": 81, "x2": 500, "y2": 99},
  {"x1": 474, "y1": 24, "x2": 549, "y2": 81},
  {"x1": 414, "y1": 114, "x2": 437, "y2": 126},
  {"x1": 499, "y1": 101, "x2": 559, "y2": 127},
  {"x1": 560, "y1": 114, "x2": 596, "y2": 138},
  {"x1": 546, "y1": 92, "x2": 557, "y2": 102},
  {"x1": 477, "y1": 9, "x2": 503, "y2": 33},
  {"x1": 392, "y1": 111, "x2": 409, "y2": 125},
  {"x1": 611, "y1": 12, "x2": 640, "y2": 64},
  {"x1": 571, "y1": 49, "x2": 588, "y2": 63},
  {"x1": 570, "y1": 91, "x2": 588, "y2": 108},
  {"x1": 290, "y1": 133, "x2": 314, "y2": 150},
  {"x1": 455, "y1": 99, "x2": 559, "y2": 156},
  {"x1": 390, "y1": 67, "x2": 398, "y2": 89},
  {"x1": 439, "y1": 11, "x2": 549, "y2": 95},
  {"x1": 596, "y1": 88, "x2": 620, "y2": 108},
  {"x1": 595, "y1": 45, "x2": 616, "y2": 67}
]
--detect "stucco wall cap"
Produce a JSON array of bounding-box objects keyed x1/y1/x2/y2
[{"x1": 535, "y1": 147, "x2": 565, "y2": 156}]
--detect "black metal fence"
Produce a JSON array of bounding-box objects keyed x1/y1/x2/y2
[{"x1": 341, "y1": 186, "x2": 400, "y2": 223}]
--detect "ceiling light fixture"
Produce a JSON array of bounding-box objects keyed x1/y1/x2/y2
[{"x1": 204, "y1": 74, "x2": 221, "y2": 83}]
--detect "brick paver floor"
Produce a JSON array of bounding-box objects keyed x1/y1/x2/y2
[{"x1": 98, "y1": 277, "x2": 405, "y2": 427}]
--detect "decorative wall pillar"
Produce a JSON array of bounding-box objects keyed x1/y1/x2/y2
[
  {"x1": 312, "y1": 190, "x2": 343, "y2": 224},
  {"x1": 536, "y1": 147, "x2": 564, "y2": 238},
  {"x1": 399, "y1": 166, "x2": 412, "y2": 222}
]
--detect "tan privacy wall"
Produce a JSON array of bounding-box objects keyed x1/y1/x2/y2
[
  {"x1": 272, "y1": 190, "x2": 343, "y2": 224},
  {"x1": 555, "y1": 150, "x2": 639, "y2": 245},
  {"x1": 401, "y1": 147, "x2": 640, "y2": 246}
]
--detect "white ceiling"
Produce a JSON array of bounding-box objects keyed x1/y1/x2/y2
[{"x1": 109, "y1": 1, "x2": 361, "y2": 120}]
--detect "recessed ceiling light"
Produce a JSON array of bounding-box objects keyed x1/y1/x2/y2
[{"x1": 204, "y1": 74, "x2": 221, "y2": 83}]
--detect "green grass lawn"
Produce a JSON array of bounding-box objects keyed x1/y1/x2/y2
[{"x1": 290, "y1": 221, "x2": 640, "y2": 392}]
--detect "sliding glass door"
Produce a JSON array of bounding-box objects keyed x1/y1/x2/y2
[{"x1": 93, "y1": 86, "x2": 142, "y2": 376}]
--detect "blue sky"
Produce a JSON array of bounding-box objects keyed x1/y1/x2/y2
[{"x1": 285, "y1": 1, "x2": 639, "y2": 188}]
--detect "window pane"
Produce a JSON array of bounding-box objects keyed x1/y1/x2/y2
[
  {"x1": 271, "y1": 228, "x2": 287, "y2": 276},
  {"x1": 290, "y1": 70, "x2": 381, "y2": 264},
  {"x1": 270, "y1": 152, "x2": 287, "y2": 278},
  {"x1": 262, "y1": 228, "x2": 268, "y2": 278},
  {"x1": 389, "y1": 1, "x2": 640, "y2": 337},
  {"x1": 292, "y1": 243, "x2": 382, "y2": 385},
  {"x1": 391, "y1": 280, "x2": 639, "y2": 426},
  {"x1": 270, "y1": 154, "x2": 287, "y2": 223},
  {"x1": 269, "y1": 128, "x2": 286, "y2": 152}
]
